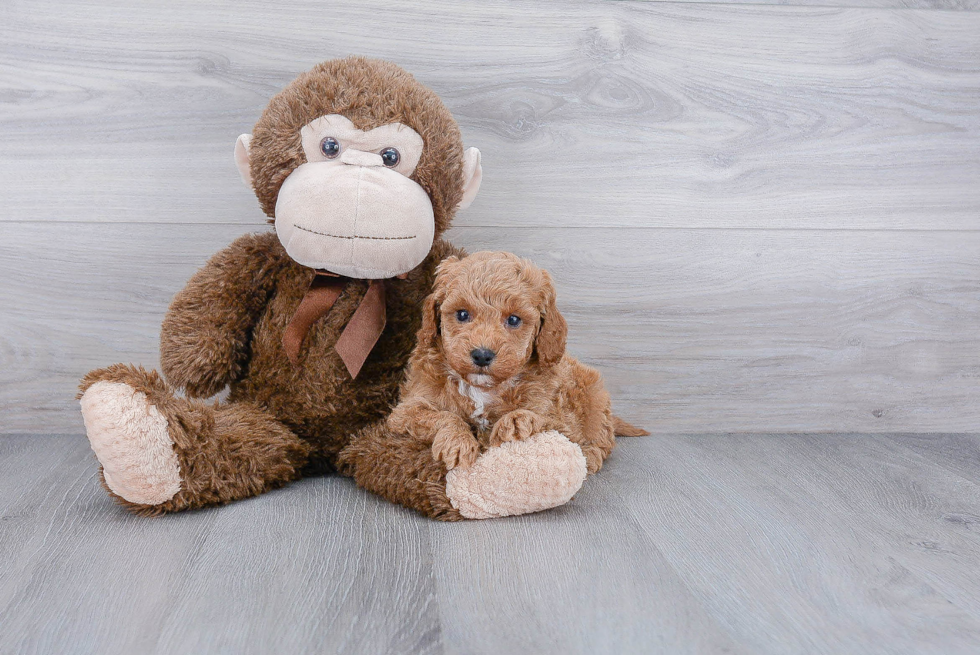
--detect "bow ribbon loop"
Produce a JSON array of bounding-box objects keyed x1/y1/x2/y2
[{"x1": 283, "y1": 271, "x2": 399, "y2": 378}]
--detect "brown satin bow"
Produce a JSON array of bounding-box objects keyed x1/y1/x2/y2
[{"x1": 283, "y1": 271, "x2": 403, "y2": 378}]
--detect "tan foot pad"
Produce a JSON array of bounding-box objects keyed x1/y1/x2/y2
[
  {"x1": 79, "y1": 381, "x2": 181, "y2": 505},
  {"x1": 445, "y1": 430, "x2": 587, "y2": 519}
]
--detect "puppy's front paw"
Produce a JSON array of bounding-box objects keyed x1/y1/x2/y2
[
  {"x1": 432, "y1": 427, "x2": 480, "y2": 470},
  {"x1": 489, "y1": 409, "x2": 547, "y2": 447}
]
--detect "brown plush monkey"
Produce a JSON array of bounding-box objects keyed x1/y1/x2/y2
[{"x1": 78, "y1": 57, "x2": 588, "y2": 520}]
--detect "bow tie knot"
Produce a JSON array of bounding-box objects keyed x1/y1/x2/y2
[{"x1": 283, "y1": 271, "x2": 397, "y2": 378}]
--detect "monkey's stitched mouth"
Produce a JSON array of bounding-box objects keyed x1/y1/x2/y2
[{"x1": 295, "y1": 225, "x2": 417, "y2": 240}]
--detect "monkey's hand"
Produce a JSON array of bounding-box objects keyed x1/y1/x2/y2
[
  {"x1": 160, "y1": 232, "x2": 284, "y2": 397},
  {"x1": 489, "y1": 409, "x2": 549, "y2": 447}
]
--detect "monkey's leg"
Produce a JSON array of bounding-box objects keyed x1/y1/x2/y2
[
  {"x1": 337, "y1": 424, "x2": 587, "y2": 521},
  {"x1": 78, "y1": 364, "x2": 310, "y2": 516},
  {"x1": 336, "y1": 422, "x2": 463, "y2": 521}
]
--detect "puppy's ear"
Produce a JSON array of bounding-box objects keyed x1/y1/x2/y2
[
  {"x1": 417, "y1": 291, "x2": 442, "y2": 349},
  {"x1": 534, "y1": 271, "x2": 567, "y2": 368},
  {"x1": 434, "y1": 255, "x2": 462, "y2": 278},
  {"x1": 417, "y1": 255, "x2": 460, "y2": 349}
]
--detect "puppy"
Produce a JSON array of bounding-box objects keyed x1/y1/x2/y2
[{"x1": 388, "y1": 251, "x2": 647, "y2": 474}]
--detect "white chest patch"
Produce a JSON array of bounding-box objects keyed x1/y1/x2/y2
[{"x1": 456, "y1": 378, "x2": 497, "y2": 431}]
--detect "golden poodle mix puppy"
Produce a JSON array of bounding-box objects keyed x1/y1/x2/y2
[{"x1": 388, "y1": 251, "x2": 648, "y2": 487}]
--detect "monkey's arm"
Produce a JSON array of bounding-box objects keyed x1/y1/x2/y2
[
  {"x1": 388, "y1": 398, "x2": 479, "y2": 470},
  {"x1": 160, "y1": 231, "x2": 286, "y2": 397}
]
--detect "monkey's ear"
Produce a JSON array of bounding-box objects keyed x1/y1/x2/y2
[
  {"x1": 457, "y1": 147, "x2": 482, "y2": 210},
  {"x1": 235, "y1": 134, "x2": 253, "y2": 188}
]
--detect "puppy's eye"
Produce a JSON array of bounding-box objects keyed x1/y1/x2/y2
[
  {"x1": 506, "y1": 315, "x2": 522, "y2": 328},
  {"x1": 456, "y1": 309, "x2": 471, "y2": 323},
  {"x1": 320, "y1": 137, "x2": 341, "y2": 158},
  {"x1": 380, "y1": 147, "x2": 400, "y2": 167}
]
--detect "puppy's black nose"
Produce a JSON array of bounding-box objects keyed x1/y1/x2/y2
[{"x1": 470, "y1": 348, "x2": 496, "y2": 367}]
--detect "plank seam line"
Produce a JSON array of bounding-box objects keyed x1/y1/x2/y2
[
  {"x1": 636, "y1": 0, "x2": 980, "y2": 12},
  {"x1": 3, "y1": 221, "x2": 980, "y2": 233}
]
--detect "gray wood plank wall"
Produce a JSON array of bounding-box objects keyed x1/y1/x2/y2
[{"x1": 1, "y1": 0, "x2": 978, "y2": 433}]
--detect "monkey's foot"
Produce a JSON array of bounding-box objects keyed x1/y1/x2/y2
[
  {"x1": 79, "y1": 381, "x2": 182, "y2": 505},
  {"x1": 445, "y1": 430, "x2": 587, "y2": 519}
]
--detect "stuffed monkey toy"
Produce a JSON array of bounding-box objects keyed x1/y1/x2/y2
[{"x1": 78, "y1": 57, "x2": 588, "y2": 520}]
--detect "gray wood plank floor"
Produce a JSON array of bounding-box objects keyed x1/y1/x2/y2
[{"x1": 3, "y1": 432, "x2": 980, "y2": 655}]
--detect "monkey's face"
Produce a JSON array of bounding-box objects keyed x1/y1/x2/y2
[
  {"x1": 236, "y1": 58, "x2": 482, "y2": 279},
  {"x1": 272, "y1": 114, "x2": 434, "y2": 279},
  {"x1": 238, "y1": 114, "x2": 480, "y2": 280}
]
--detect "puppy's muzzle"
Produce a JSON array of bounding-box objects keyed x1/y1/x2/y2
[{"x1": 470, "y1": 348, "x2": 496, "y2": 367}]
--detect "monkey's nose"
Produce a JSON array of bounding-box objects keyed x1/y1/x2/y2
[
  {"x1": 470, "y1": 348, "x2": 496, "y2": 368},
  {"x1": 339, "y1": 149, "x2": 384, "y2": 167}
]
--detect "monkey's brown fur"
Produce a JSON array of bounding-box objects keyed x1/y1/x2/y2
[
  {"x1": 384, "y1": 252, "x2": 648, "y2": 482},
  {"x1": 79, "y1": 57, "x2": 467, "y2": 515}
]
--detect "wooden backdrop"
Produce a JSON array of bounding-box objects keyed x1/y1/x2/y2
[{"x1": 1, "y1": 0, "x2": 978, "y2": 434}]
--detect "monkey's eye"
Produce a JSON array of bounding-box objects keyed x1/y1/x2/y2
[
  {"x1": 455, "y1": 309, "x2": 471, "y2": 323},
  {"x1": 380, "y1": 147, "x2": 400, "y2": 167},
  {"x1": 506, "y1": 315, "x2": 522, "y2": 328},
  {"x1": 320, "y1": 137, "x2": 341, "y2": 158}
]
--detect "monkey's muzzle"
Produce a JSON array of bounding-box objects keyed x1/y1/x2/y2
[{"x1": 274, "y1": 162, "x2": 435, "y2": 279}]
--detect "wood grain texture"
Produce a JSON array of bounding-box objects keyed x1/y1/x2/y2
[
  {"x1": 646, "y1": 0, "x2": 980, "y2": 7},
  {"x1": 1, "y1": 3, "x2": 977, "y2": 429},
  {"x1": 603, "y1": 433, "x2": 980, "y2": 654},
  {"x1": 151, "y1": 481, "x2": 441, "y2": 654},
  {"x1": 0, "y1": 436, "x2": 441, "y2": 655},
  {"x1": 1, "y1": 1, "x2": 978, "y2": 229},
  {"x1": 887, "y1": 432, "x2": 980, "y2": 482},
  {"x1": 427, "y1": 501, "x2": 742, "y2": 654},
  {"x1": 2, "y1": 222, "x2": 977, "y2": 434},
  {"x1": 4, "y1": 433, "x2": 980, "y2": 654}
]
